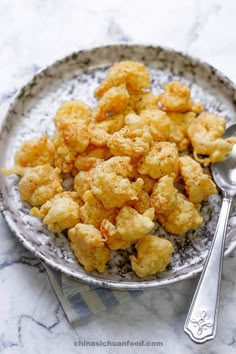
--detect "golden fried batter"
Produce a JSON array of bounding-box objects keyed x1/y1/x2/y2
[
  {"x1": 130, "y1": 235, "x2": 174, "y2": 277},
  {"x1": 188, "y1": 112, "x2": 236, "y2": 165},
  {"x1": 31, "y1": 191, "x2": 81, "y2": 232},
  {"x1": 80, "y1": 190, "x2": 117, "y2": 228},
  {"x1": 139, "y1": 109, "x2": 170, "y2": 141},
  {"x1": 94, "y1": 84, "x2": 129, "y2": 122},
  {"x1": 157, "y1": 193, "x2": 203, "y2": 235},
  {"x1": 14, "y1": 135, "x2": 55, "y2": 167},
  {"x1": 107, "y1": 113, "x2": 153, "y2": 159},
  {"x1": 138, "y1": 142, "x2": 179, "y2": 179},
  {"x1": 91, "y1": 156, "x2": 143, "y2": 209},
  {"x1": 151, "y1": 176, "x2": 177, "y2": 215},
  {"x1": 54, "y1": 100, "x2": 92, "y2": 126},
  {"x1": 68, "y1": 223, "x2": 110, "y2": 273},
  {"x1": 179, "y1": 156, "x2": 217, "y2": 203},
  {"x1": 18, "y1": 164, "x2": 63, "y2": 206},
  {"x1": 167, "y1": 112, "x2": 196, "y2": 151},
  {"x1": 95, "y1": 61, "x2": 150, "y2": 97}
]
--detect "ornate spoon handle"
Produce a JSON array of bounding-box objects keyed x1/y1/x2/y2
[{"x1": 184, "y1": 196, "x2": 233, "y2": 343}]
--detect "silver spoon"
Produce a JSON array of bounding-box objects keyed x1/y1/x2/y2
[{"x1": 184, "y1": 123, "x2": 236, "y2": 344}]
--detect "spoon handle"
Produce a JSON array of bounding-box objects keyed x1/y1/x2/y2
[{"x1": 184, "y1": 196, "x2": 233, "y2": 343}]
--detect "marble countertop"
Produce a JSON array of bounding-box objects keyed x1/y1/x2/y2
[{"x1": 1, "y1": 1, "x2": 236, "y2": 353}]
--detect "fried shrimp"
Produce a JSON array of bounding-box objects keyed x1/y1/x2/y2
[
  {"x1": 93, "y1": 84, "x2": 129, "y2": 121},
  {"x1": 150, "y1": 176, "x2": 177, "y2": 215},
  {"x1": 68, "y1": 223, "x2": 110, "y2": 273},
  {"x1": 187, "y1": 112, "x2": 236, "y2": 165},
  {"x1": 54, "y1": 100, "x2": 92, "y2": 126},
  {"x1": 107, "y1": 113, "x2": 153, "y2": 159},
  {"x1": 91, "y1": 156, "x2": 143, "y2": 209},
  {"x1": 157, "y1": 193, "x2": 203, "y2": 235},
  {"x1": 179, "y1": 156, "x2": 217, "y2": 203},
  {"x1": 158, "y1": 81, "x2": 203, "y2": 113},
  {"x1": 31, "y1": 191, "x2": 81, "y2": 232},
  {"x1": 17, "y1": 164, "x2": 63, "y2": 206},
  {"x1": 100, "y1": 206, "x2": 154, "y2": 250},
  {"x1": 95, "y1": 61, "x2": 150, "y2": 97},
  {"x1": 14, "y1": 135, "x2": 55, "y2": 167},
  {"x1": 137, "y1": 142, "x2": 179, "y2": 179},
  {"x1": 130, "y1": 235, "x2": 174, "y2": 277}
]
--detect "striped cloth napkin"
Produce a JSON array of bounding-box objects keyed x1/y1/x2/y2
[{"x1": 44, "y1": 264, "x2": 143, "y2": 323}]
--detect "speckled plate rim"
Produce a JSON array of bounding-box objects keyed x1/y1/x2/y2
[{"x1": 1, "y1": 43, "x2": 236, "y2": 290}]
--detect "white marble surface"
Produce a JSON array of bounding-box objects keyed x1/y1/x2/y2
[{"x1": 1, "y1": 0, "x2": 236, "y2": 353}]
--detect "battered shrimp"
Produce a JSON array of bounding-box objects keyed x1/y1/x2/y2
[
  {"x1": 129, "y1": 92, "x2": 160, "y2": 114},
  {"x1": 129, "y1": 189, "x2": 152, "y2": 214},
  {"x1": 80, "y1": 190, "x2": 117, "y2": 228},
  {"x1": 93, "y1": 84, "x2": 129, "y2": 122},
  {"x1": 130, "y1": 235, "x2": 174, "y2": 277},
  {"x1": 157, "y1": 193, "x2": 203, "y2": 235},
  {"x1": 68, "y1": 223, "x2": 110, "y2": 273},
  {"x1": 100, "y1": 206, "x2": 154, "y2": 250},
  {"x1": 31, "y1": 192, "x2": 81, "y2": 232},
  {"x1": 179, "y1": 156, "x2": 217, "y2": 203},
  {"x1": 74, "y1": 146, "x2": 111, "y2": 171},
  {"x1": 54, "y1": 100, "x2": 92, "y2": 126},
  {"x1": 73, "y1": 170, "x2": 93, "y2": 199},
  {"x1": 14, "y1": 135, "x2": 55, "y2": 167},
  {"x1": 139, "y1": 109, "x2": 171, "y2": 141},
  {"x1": 137, "y1": 142, "x2": 179, "y2": 179},
  {"x1": 107, "y1": 113, "x2": 153, "y2": 159},
  {"x1": 187, "y1": 112, "x2": 236, "y2": 165},
  {"x1": 17, "y1": 164, "x2": 63, "y2": 206},
  {"x1": 91, "y1": 156, "x2": 143, "y2": 209},
  {"x1": 88, "y1": 123, "x2": 110, "y2": 147},
  {"x1": 167, "y1": 112, "x2": 196, "y2": 151},
  {"x1": 150, "y1": 176, "x2": 177, "y2": 214},
  {"x1": 53, "y1": 118, "x2": 90, "y2": 173},
  {"x1": 96, "y1": 113, "x2": 125, "y2": 133},
  {"x1": 158, "y1": 81, "x2": 203, "y2": 113},
  {"x1": 95, "y1": 61, "x2": 150, "y2": 98}
]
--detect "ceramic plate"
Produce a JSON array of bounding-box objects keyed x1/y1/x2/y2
[{"x1": 1, "y1": 44, "x2": 236, "y2": 290}]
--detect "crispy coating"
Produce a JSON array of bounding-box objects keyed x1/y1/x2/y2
[
  {"x1": 91, "y1": 156, "x2": 143, "y2": 209},
  {"x1": 18, "y1": 164, "x2": 63, "y2": 206},
  {"x1": 53, "y1": 118, "x2": 90, "y2": 173},
  {"x1": 158, "y1": 81, "x2": 204, "y2": 113},
  {"x1": 94, "y1": 84, "x2": 129, "y2": 122},
  {"x1": 157, "y1": 193, "x2": 203, "y2": 235},
  {"x1": 131, "y1": 92, "x2": 160, "y2": 114},
  {"x1": 74, "y1": 146, "x2": 111, "y2": 171},
  {"x1": 187, "y1": 112, "x2": 236, "y2": 165},
  {"x1": 107, "y1": 114, "x2": 153, "y2": 159},
  {"x1": 88, "y1": 123, "x2": 110, "y2": 147},
  {"x1": 100, "y1": 219, "x2": 132, "y2": 250},
  {"x1": 138, "y1": 142, "x2": 179, "y2": 179},
  {"x1": 129, "y1": 190, "x2": 152, "y2": 214},
  {"x1": 100, "y1": 206, "x2": 154, "y2": 250},
  {"x1": 151, "y1": 176, "x2": 177, "y2": 214},
  {"x1": 139, "y1": 109, "x2": 170, "y2": 141},
  {"x1": 80, "y1": 190, "x2": 117, "y2": 228},
  {"x1": 54, "y1": 100, "x2": 92, "y2": 126},
  {"x1": 95, "y1": 61, "x2": 150, "y2": 98},
  {"x1": 31, "y1": 192, "x2": 81, "y2": 232},
  {"x1": 130, "y1": 235, "x2": 174, "y2": 277},
  {"x1": 158, "y1": 81, "x2": 190, "y2": 112},
  {"x1": 140, "y1": 175, "x2": 156, "y2": 194},
  {"x1": 73, "y1": 170, "x2": 93, "y2": 199},
  {"x1": 96, "y1": 113, "x2": 125, "y2": 134},
  {"x1": 14, "y1": 135, "x2": 55, "y2": 167},
  {"x1": 179, "y1": 156, "x2": 217, "y2": 203},
  {"x1": 116, "y1": 206, "x2": 154, "y2": 240},
  {"x1": 167, "y1": 112, "x2": 196, "y2": 151},
  {"x1": 68, "y1": 223, "x2": 110, "y2": 273}
]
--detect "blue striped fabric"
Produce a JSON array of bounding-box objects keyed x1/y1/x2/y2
[{"x1": 44, "y1": 264, "x2": 143, "y2": 323}]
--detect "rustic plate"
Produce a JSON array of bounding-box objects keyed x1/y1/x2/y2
[{"x1": 1, "y1": 44, "x2": 236, "y2": 290}]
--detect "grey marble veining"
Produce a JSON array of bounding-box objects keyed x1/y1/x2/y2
[{"x1": 1, "y1": 1, "x2": 236, "y2": 353}]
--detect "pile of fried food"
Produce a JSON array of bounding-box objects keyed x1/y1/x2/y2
[{"x1": 3, "y1": 61, "x2": 236, "y2": 278}]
